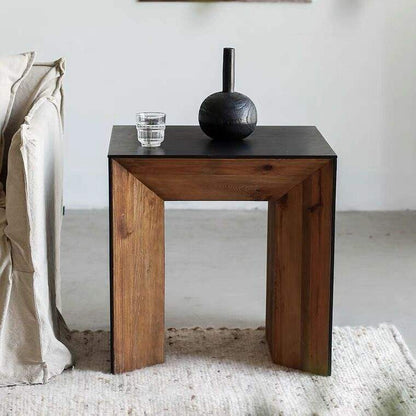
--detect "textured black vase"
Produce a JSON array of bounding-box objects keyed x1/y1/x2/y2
[{"x1": 199, "y1": 48, "x2": 257, "y2": 140}]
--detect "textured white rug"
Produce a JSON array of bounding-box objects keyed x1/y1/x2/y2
[{"x1": 1, "y1": 325, "x2": 415, "y2": 415}]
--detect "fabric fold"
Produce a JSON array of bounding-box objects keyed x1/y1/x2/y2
[{"x1": 0, "y1": 56, "x2": 72, "y2": 386}]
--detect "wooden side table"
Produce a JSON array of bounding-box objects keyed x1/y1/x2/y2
[{"x1": 108, "y1": 126, "x2": 337, "y2": 376}]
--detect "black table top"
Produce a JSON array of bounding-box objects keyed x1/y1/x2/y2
[{"x1": 108, "y1": 126, "x2": 336, "y2": 159}]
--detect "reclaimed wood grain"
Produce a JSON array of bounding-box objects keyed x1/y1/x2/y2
[
  {"x1": 266, "y1": 160, "x2": 335, "y2": 375},
  {"x1": 110, "y1": 159, "x2": 165, "y2": 374},
  {"x1": 116, "y1": 158, "x2": 328, "y2": 201},
  {"x1": 109, "y1": 152, "x2": 335, "y2": 376}
]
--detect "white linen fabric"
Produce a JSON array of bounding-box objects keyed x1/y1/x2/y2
[
  {"x1": 0, "y1": 52, "x2": 35, "y2": 178},
  {"x1": 0, "y1": 58, "x2": 72, "y2": 386},
  {"x1": 1, "y1": 62, "x2": 54, "y2": 185}
]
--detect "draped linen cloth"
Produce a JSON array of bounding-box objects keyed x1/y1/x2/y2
[
  {"x1": 0, "y1": 54, "x2": 72, "y2": 386},
  {"x1": 0, "y1": 52, "x2": 35, "y2": 174}
]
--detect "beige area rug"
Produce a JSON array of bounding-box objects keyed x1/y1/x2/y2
[{"x1": 1, "y1": 325, "x2": 415, "y2": 415}]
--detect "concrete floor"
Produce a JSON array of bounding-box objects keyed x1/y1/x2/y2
[{"x1": 61, "y1": 209, "x2": 416, "y2": 355}]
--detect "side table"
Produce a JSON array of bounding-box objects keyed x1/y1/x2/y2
[{"x1": 108, "y1": 126, "x2": 337, "y2": 376}]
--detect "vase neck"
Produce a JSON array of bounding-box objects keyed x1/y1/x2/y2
[{"x1": 222, "y1": 48, "x2": 235, "y2": 93}]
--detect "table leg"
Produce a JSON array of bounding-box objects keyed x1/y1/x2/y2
[
  {"x1": 110, "y1": 159, "x2": 165, "y2": 374},
  {"x1": 266, "y1": 160, "x2": 335, "y2": 376}
]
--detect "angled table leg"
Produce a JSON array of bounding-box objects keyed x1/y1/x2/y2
[
  {"x1": 266, "y1": 160, "x2": 335, "y2": 376},
  {"x1": 109, "y1": 159, "x2": 165, "y2": 374}
]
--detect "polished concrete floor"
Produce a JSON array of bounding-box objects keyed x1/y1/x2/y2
[{"x1": 61, "y1": 209, "x2": 416, "y2": 355}]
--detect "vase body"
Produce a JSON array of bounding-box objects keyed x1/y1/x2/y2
[{"x1": 199, "y1": 48, "x2": 257, "y2": 140}]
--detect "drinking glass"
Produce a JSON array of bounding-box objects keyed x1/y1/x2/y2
[{"x1": 136, "y1": 112, "x2": 166, "y2": 147}]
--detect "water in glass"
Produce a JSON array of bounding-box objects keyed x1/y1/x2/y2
[{"x1": 136, "y1": 112, "x2": 166, "y2": 147}]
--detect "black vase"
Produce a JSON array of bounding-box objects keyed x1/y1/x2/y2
[{"x1": 199, "y1": 48, "x2": 257, "y2": 140}]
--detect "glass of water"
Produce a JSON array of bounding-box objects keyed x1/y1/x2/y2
[{"x1": 136, "y1": 112, "x2": 166, "y2": 147}]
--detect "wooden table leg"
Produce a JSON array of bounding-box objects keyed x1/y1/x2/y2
[
  {"x1": 109, "y1": 159, "x2": 165, "y2": 374},
  {"x1": 266, "y1": 160, "x2": 335, "y2": 376}
]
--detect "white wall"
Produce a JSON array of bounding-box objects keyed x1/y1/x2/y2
[{"x1": 1, "y1": 0, "x2": 415, "y2": 210}]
